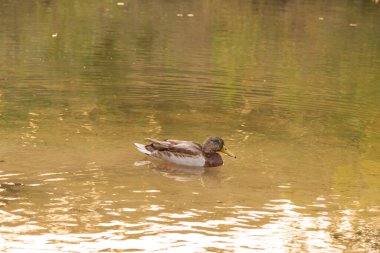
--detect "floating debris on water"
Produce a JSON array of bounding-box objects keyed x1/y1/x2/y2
[
  {"x1": 0, "y1": 182, "x2": 23, "y2": 187},
  {"x1": 177, "y1": 13, "x2": 194, "y2": 17}
]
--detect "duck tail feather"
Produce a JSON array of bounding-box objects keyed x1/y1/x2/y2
[{"x1": 134, "y1": 143, "x2": 151, "y2": 155}]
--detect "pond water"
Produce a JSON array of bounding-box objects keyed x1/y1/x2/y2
[{"x1": 1, "y1": 0, "x2": 380, "y2": 252}]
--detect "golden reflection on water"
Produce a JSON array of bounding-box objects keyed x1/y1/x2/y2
[
  {"x1": 21, "y1": 112, "x2": 41, "y2": 148},
  {"x1": 0, "y1": 193, "x2": 371, "y2": 252},
  {"x1": 1, "y1": 125, "x2": 380, "y2": 253},
  {"x1": 0, "y1": 146, "x2": 379, "y2": 252},
  {"x1": 1, "y1": 135, "x2": 380, "y2": 252}
]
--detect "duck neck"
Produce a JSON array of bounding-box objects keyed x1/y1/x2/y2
[{"x1": 204, "y1": 152, "x2": 223, "y2": 167}]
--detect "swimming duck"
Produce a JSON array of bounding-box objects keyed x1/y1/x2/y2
[{"x1": 134, "y1": 136, "x2": 236, "y2": 167}]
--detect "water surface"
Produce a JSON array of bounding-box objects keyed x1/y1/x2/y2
[{"x1": 1, "y1": 0, "x2": 380, "y2": 252}]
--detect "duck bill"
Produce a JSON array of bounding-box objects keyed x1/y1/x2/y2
[{"x1": 221, "y1": 146, "x2": 236, "y2": 158}]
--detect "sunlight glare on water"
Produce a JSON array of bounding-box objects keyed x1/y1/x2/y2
[{"x1": 0, "y1": 0, "x2": 380, "y2": 252}]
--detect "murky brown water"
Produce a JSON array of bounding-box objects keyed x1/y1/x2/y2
[{"x1": 1, "y1": 0, "x2": 380, "y2": 252}]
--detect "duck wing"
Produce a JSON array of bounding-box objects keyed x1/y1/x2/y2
[
  {"x1": 136, "y1": 139, "x2": 205, "y2": 166},
  {"x1": 145, "y1": 138, "x2": 202, "y2": 155}
]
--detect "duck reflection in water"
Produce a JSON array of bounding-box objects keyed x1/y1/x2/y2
[{"x1": 134, "y1": 160, "x2": 226, "y2": 186}]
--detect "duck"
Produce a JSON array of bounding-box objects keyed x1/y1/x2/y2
[{"x1": 134, "y1": 136, "x2": 236, "y2": 167}]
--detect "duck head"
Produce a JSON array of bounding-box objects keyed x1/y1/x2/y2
[{"x1": 202, "y1": 136, "x2": 236, "y2": 158}]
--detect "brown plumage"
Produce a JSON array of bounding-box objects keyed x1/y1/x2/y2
[{"x1": 134, "y1": 136, "x2": 236, "y2": 167}]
